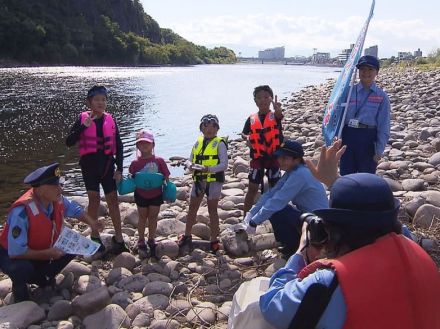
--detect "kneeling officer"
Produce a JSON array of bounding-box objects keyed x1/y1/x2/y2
[{"x1": 0, "y1": 163, "x2": 100, "y2": 302}]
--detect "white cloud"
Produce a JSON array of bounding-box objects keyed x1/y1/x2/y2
[{"x1": 168, "y1": 14, "x2": 440, "y2": 57}]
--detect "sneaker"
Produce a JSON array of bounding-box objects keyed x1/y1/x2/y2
[
  {"x1": 210, "y1": 240, "x2": 220, "y2": 254},
  {"x1": 177, "y1": 234, "x2": 192, "y2": 249},
  {"x1": 147, "y1": 240, "x2": 157, "y2": 259},
  {"x1": 91, "y1": 236, "x2": 106, "y2": 253},
  {"x1": 111, "y1": 236, "x2": 130, "y2": 254},
  {"x1": 137, "y1": 240, "x2": 149, "y2": 259}
]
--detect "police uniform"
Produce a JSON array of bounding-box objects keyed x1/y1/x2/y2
[
  {"x1": 340, "y1": 55, "x2": 391, "y2": 175},
  {"x1": 0, "y1": 163, "x2": 82, "y2": 302}
]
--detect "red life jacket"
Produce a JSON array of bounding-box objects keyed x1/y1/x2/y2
[
  {"x1": 248, "y1": 112, "x2": 280, "y2": 159},
  {"x1": 0, "y1": 189, "x2": 64, "y2": 250},
  {"x1": 298, "y1": 233, "x2": 440, "y2": 329},
  {"x1": 79, "y1": 111, "x2": 116, "y2": 156}
]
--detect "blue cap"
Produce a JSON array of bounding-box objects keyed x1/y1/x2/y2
[
  {"x1": 24, "y1": 163, "x2": 61, "y2": 187},
  {"x1": 356, "y1": 55, "x2": 380, "y2": 71},
  {"x1": 313, "y1": 173, "x2": 400, "y2": 228},
  {"x1": 87, "y1": 85, "x2": 108, "y2": 98},
  {"x1": 273, "y1": 139, "x2": 304, "y2": 158}
]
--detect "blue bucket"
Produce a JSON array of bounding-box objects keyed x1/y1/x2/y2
[
  {"x1": 134, "y1": 172, "x2": 164, "y2": 190},
  {"x1": 117, "y1": 177, "x2": 136, "y2": 195},
  {"x1": 163, "y1": 181, "x2": 177, "y2": 202}
]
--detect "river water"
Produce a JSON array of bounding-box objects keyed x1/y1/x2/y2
[{"x1": 0, "y1": 64, "x2": 338, "y2": 220}]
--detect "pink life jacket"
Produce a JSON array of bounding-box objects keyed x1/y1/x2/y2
[{"x1": 79, "y1": 111, "x2": 116, "y2": 156}]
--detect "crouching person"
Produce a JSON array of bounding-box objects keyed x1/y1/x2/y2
[{"x1": 0, "y1": 163, "x2": 101, "y2": 302}]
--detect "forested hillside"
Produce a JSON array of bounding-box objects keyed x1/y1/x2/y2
[{"x1": 0, "y1": 0, "x2": 236, "y2": 65}]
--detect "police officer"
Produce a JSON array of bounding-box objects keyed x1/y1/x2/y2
[
  {"x1": 340, "y1": 55, "x2": 391, "y2": 175},
  {"x1": 0, "y1": 163, "x2": 100, "y2": 302}
]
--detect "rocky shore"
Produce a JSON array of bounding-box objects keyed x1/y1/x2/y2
[{"x1": 1, "y1": 67, "x2": 439, "y2": 329}]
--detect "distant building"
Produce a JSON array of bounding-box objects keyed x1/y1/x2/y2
[
  {"x1": 312, "y1": 52, "x2": 331, "y2": 63},
  {"x1": 258, "y1": 46, "x2": 285, "y2": 60},
  {"x1": 364, "y1": 45, "x2": 378, "y2": 58},
  {"x1": 338, "y1": 44, "x2": 355, "y2": 63},
  {"x1": 414, "y1": 48, "x2": 422, "y2": 58},
  {"x1": 398, "y1": 51, "x2": 413, "y2": 61}
]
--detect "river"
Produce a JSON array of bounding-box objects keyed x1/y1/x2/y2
[{"x1": 0, "y1": 64, "x2": 339, "y2": 220}]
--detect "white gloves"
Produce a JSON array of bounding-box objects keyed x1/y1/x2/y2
[
  {"x1": 244, "y1": 213, "x2": 252, "y2": 225},
  {"x1": 245, "y1": 224, "x2": 256, "y2": 236}
]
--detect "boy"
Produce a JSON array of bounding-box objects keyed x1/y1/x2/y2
[
  {"x1": 178, "y1": 114, "x2": 228, "y2": 253},
  {"x1": 340, "y1": 55, "x2": 391, "y2": 175},
  {"x1": 66, "y1": 85, "x2": 128, "y2": 254},
  {"x1": 241, "y1": 85, "x2": 283, "y2": 215}
]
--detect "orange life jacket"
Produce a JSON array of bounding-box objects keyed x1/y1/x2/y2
[
  {"x1": 248, "y1": 112, "x2": 280, "y2": 159},
  {"x1": 0, "y1": 189, "x2": 64, "y2": 250},
  {"x1": 79, "y1": 111, "x2": 116, "y2": 156},
  {"x1": 298, "y1": 233, "x2": 440, "y2": 329}
]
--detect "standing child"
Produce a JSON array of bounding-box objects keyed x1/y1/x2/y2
[
  {"x1": 178, "y1": 114, "x2": 228, "y2": 253},
  {"x1": 66, "y1": 85, "x2": 128, "y2": 254},
  {"x1": 241, "y1": 85, "x2": 283, "y2": 216},
  {"x1": 129, "y1": 130, "x2": 170, "y2": 258}
]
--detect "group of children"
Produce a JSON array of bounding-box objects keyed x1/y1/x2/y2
[{"x1": 65, "y1": 82, "x2": 320, "y2": 258}]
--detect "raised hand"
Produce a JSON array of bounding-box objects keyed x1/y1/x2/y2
[
  {"x1": 83, "y1": 112, "x2": 97, "y2": 127},
  {"x1": 272, "y1": 95, "x2": 282, "y2": 112},
  {"x1": 305, "y1": 139, "x2": 346, "y2": 187}
]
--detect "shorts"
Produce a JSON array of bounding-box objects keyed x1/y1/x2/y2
[
  {"x1": 191, "y1": 181, "x2": 223, "y2": 200},
  {"x1": 248, "y1": 158, "x2": 281, "y2": 186},
  {"x1": 81, "y1": 160, "x2": 116, "y2": 194},
  {"x1": 134, "y1": 191, "x2": 164, "y2": 208}
]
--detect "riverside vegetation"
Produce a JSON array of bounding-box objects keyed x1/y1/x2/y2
[
  {"x1": 0, "y1": 67, "x2": 439, "y2": 328},
  {"x1": 0, "y1": 0, "x2": 236, "y2": 66}
]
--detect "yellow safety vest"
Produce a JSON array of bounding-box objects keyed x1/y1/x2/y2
[{"x1": 192, "y1": 136, "x2": 225, "y2": 182}]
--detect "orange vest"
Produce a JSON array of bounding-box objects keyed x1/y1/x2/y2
[
  {"x1": 79, "y1": 111, "x2": 116, "y2": 156},
  {"x1": 298, "y1": 233, "x2": 440, "y2": 329},
  {"x1": 248, "y1": 112, "x2": 280, "y2": 159},
  {"x1": 0, "y1": 189, "x2": 64, "y2": 250}
]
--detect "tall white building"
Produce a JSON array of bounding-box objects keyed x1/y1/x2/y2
[
  {"x1": 364, "y1": 45, "x2": 378, "y2": 58},
  {"x1": 258, "y1": 47, "x2": 285, "y2": 60}
]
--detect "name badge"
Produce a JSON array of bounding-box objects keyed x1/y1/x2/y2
[{"x1": 348, "y1": 119, "x2": 359, "y2": 128}]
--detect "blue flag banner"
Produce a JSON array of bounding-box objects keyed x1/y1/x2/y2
[{"x1": 322, "y1": 0, "x2": 375, "y2": 146}]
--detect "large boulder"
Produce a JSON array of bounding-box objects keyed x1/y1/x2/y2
[
  {"x1": 83, "y1": 304, "x2": 130, "y2": 329},
  {"x1": 0, "y1": 301, "x2": 45, "y2": 328}
]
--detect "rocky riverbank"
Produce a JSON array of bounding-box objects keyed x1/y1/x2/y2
[{"x1": 1, "y1": 67, "x2": 439, "y2": 329}]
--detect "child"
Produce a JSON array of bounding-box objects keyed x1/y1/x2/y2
[
  {"x1": 129, "y1": 129, "x2": 170, "y2": 259},
  {"x1": 241, "y1": 85, "x2": 284, "y2": 216},
  {"x1": 178, "y1": 114, "x2": 228, "y2": 253},
  {"x1": 66, "y1": 85, "x2": 128, "y2": 254},
  {"x1": 242, "y1": 140, "x2": 328, "y2": 258}
]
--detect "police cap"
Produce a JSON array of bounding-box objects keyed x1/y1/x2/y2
[{"x1": 23, "y1": 163, "x2": 61, "y2": 187}]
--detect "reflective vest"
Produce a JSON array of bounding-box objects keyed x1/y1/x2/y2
[
  {"x1": 248, "y1": 112, "x2": 280, "y2": 159},
  {"x1": 79, "y1": 111, "x2": 116, "y2": 156},
  {"x1": 192, "y1": 136, "x2": 225, "y2": 183},
  {"x1": 298, "y1": 233, "x2": 440, "y2": 329},
  {"x1": 0, "y1": 189, "x2": 64, "y2": 250}
]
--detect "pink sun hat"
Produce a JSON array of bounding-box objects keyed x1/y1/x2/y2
[{"x1": 136, "y1": 129, "x2": 154, "y2": 143}]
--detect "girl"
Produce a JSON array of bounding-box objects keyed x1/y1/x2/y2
[{"x1": 129, "y1": 129, "x2": 170, "y2": 258}]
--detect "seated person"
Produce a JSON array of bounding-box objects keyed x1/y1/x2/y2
[{"x1": 0, "y1": 163, "x2": 100, "y2": 302}]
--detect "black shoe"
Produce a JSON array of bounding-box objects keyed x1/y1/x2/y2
[
  {"x1": 91, "y1": 236, "x2": 106, "y2": 253},
  {"x1": 111, "y1": 236, "x2": 130, "y2": 254},
  {"x1": 278, "y1": 246, "x2": 295, "y2": 259},
  {"x1": 177, "y1": 234, "x2": 192, "y2": 249},
  {"x1": 147, "y1": 240, "x2": 157, "y2": 259}
]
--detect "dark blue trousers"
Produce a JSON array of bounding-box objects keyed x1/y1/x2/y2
[
  {"x1": 268, "y1": 205, "x2": 302, "y2": 253},
  {"x1": 0, "y1": 247, "x2": 75, "y2": 301},
  {"x1": 340, "y1": 126, "x2": 377, "y2": 175}
]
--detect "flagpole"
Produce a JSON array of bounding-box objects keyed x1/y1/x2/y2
[{"x1": 336, "y1": 0, "x2": 375, "y2": 140}]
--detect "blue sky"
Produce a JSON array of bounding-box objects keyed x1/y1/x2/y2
[{"x1": 140, "y1": 0, "x2": 440, "y2": 58}]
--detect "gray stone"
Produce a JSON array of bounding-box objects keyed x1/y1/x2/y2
[
  {"x1": 132, "y1": 294, "x2": 170, "y2": 312},
  {"x1": 156, "y1": 218, "x2": 186, "y2": 236},
  {"x1": 146, "y1": 273, "x2": 171, "y2": 283},
  {"x1": 156, "y1": 239, "x2": 179, "y2": 259},
  {"x1": 428, "y1": 152, "x2": 440, "y2": 166},
  {"x1": 0, "y1": 301, "x2": 45, "y2": 328},
  {"x1": 56, "y1": 321, "x2": 74, "y2": 329},
  {"x1": 111, "y1": 291, "x2": 132, "y2": 309},
  {"x1": 112, "y1": 252, "x2": 136, "y2": 271},
  {"x1": 47, "y1": 300, "x2": 72, "y2": 321},
  {"x1": 71, "y1": 286, "x2": 110, "y2": 318},
  {"x1": 150, "y1": 319, "x2": 180, "y2": 329},
  {"x1": 117, "y1": 273, "x2": 149, "y2": 292},
  {"x1": 192, "y1": 223, "x2": 211, "y2": 240},
  {"x1": 186, "y1": 301, "x2": 217, "y2": 325},
  {"x1": 401, "y1": 179, "x2": 425, "y2": 191},
  {"x1": 413, "y1": 204, "x2": 440, "y2": 229},
  {"x1": 74, "y1": 275, "x2": 103, "y2": 294},
  {"x1": 217, "y1": 301, "x2": 233, "y2": 322},
  {"x1": 424, "y1": 190, "x2": 440, "y2": 207},
  {"x1": 0, "y1": 279, "x2": 12, "y2": 299},
  {"x1": 132, "y1": 312, "x2": 152, "y2": 327},
  {"x1": 142, "y1": 282, "x2": 173, "y2": 296},
  {"x1": 404, "y1": 197, "x2": 425, "y2": 218},
  {"x1": 166, "y1": 299, "x2": 192, "y2": 313},
  {"x1": 250, "y1": 233, "x2": 277, "y2": 251},
  {"x1": 106, "y1": 267, "x2": 132, "y2": 286},
  {"x1": 83, "y1": 304, "x2": 130, "y2": 329},
  {"x1": 221, "y1": 229, "x2": 249, "y2": 257},
  {"x1": 383, "y1": 178, "x2": 402, "y2": 192},
  {"x1": 61, "y1": 261, "x2": 91, "y2": 278}
]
